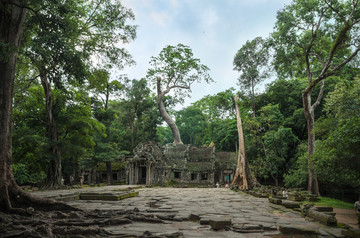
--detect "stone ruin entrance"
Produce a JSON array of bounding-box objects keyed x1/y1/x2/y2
[
  {"x1": 128, "y1": 141, "x2": 168, "y2": 185},
  {"x1": 127, "y1": 141, "x2": 238, "y2": 187},
  {"x1": 138, "y1": 165, "x2": 147, "y2": 184}
]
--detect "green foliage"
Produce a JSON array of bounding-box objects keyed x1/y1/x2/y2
[
  {"x1": 157, "y1": 126, "x2": 173, "y2": 145},
  {"x1": 283, "y1": 144, "x2": 308, "y2": 188},
  {"x1": 312, "y1": 78, "x2": 360, "y2": 190},
  {"x1": 13, "y1": 163, "x2": 46, "y2": 185},
  {"x1": 271, "y1": 0, "x2": 358, "y2": 79},
  {"x1": 193, "y1": 88, "x2": 236, "y2": 121},
  {"x1": 115, "y1": 78, "x2": 161, "y2": 149},
  {"x1": 234, "y1": 36, "x2": 270, "y2": 90},
  {"x1": 147, "y1": 43, "x2": 213, "y2": 101},
  {"x1": 189, "y1": 89, "x2": 237, "y2": 151},
  {"x1": 176, "y1": 106, "x2": 207, "y2": 146},
  {"x1": 312, "y1": 197, "x2": 354, "y2": 210},
  {"x1": 234, "y1": 36, "x2": 269, "y2": 117}
]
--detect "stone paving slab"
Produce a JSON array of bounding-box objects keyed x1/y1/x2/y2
[{"x1": 32, "y1": 186, "x2": 349, "y2": 237}]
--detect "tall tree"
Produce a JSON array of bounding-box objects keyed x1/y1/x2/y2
[
  {"x1": 18, "y1": 0, "x2": 136, "y2": 187},
  {"x1": 0, "y1": 0, "x2": 28, "y2": 212},
  {"x1": 233, "y1": 37, "x2": 269, "y2": 118},
  {"x1": 272, "y1": 0, "x2": 360, "y2": 195},
  {"x1": 313, "y1": 78, "x2": 360, "y2": 196},
  {"x1": 117, "y1": 78, "x2": 158, "y2": 148},
  {"x1": 0, "y1": 0, "x2": 74, "y2": 212},
  {"x1": 232, "y1": 95, "x2": 259, "y2": 189},
  {"x1": 88, "y1": 70, "x2": 125, "y2": 185},
  {"x1": 147, "y1": 43, "x2": 212, "y2": 144}
]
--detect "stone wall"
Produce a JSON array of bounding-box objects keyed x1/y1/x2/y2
[{"x1": 126, "y1": 141, "x2": 237, "y2": 186}]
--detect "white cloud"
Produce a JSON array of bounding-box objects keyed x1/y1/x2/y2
[
  {"x1": 150, "y1": 12, "x2": 172, "y2": 27},
  {"x1": 199, "y1": 7, "x2": 219, "y2": 30},
  {"x1": 170, "y1": 0, "x2": 179, "y2": 8}
]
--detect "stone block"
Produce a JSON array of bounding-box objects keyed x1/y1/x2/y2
[
  {"x1": 54, "y1": 194, "x2": 79, "y2": 202},
  {"x1": 279, "y1": 225, "x2": 320, "y2": 236},
  {"x1": 273, "y1": 196, "x2": 287, "y2": 200},
  {"x1": 314, "y1": 206, "x2": 333, "y2": 212},
  {"x1": 231, "y1": 224, "x2": 263, "y2": 233},
  {"x1": 209, "y1": 217, "x2": 232, "y2": 230},
  {"x1": 307, "y1": 195, "x2": 320, "y2": 202},
  {"x1": 307, "y1": 208, "x2": 337, "y2": 226},
  {"x1": 268, "y1": 197, "x2": 282, "y2": 205},
  {"x1": 188, "y1": 213, "x2": 200, "y2": 221},
  {"x1": 79, "y1": 191, "x2": 139, "y2": 201},
  {"x1": 199, "y1": 217, "x2": 210, "y2": 225},
  {"x1": 287, "y1": 193, "x2": 305, "y2": 201},
  {"x1": 341, "y1": 229, "x2": 360, "y2": 238},
  {"x1": 281, "y1": 200, "x2": 301, "y2": 209}
]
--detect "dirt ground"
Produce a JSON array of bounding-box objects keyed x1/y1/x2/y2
[{"x1": 334, "y1": 208, "x2": 359, "y2": 229}]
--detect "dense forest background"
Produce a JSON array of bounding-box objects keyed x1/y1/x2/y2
[{"x1": 6, "y1": 0, "x2": 360, "y2": 202}]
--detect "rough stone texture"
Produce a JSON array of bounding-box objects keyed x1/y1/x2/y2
[
  {"x1": 30, "y1": 186, "x2": 350, "y2": 237},
  {"x1": 268, "y1": 197, "x2": 282, "y2": 205},
  {"x1": 307, "y1": 195, "x2": 320, "y2": 202},
  {"x1": 287, "y1": 193, "x2": 305, "y2": 201},
  {"x1": 341, "y1": 228, "x2": 360, "y2": 238},
  {"x1": 188, "y1": 213, "x2": 201, "y2": 221},
  {"x1": 79, "y1": 191, "x2": 139, "y2": 201},
  {"x1": 209, "y1": 217, "x2": 232, "y2": 230},
  {"x1": 281, "y1": 200, "x2": 301, "y2": 209},
  {"x1": 279, "y1": 225, "x2": 320, "y2": 236},
  {"x1": 308, "y1": 208, "x2": 337, "y2": 226},
  {"x1": 127, "y1": 141, "x2": 237, "y2": 187},
  {"x1": 314, "y1": 206, "x2": 334, "y2": 212}
]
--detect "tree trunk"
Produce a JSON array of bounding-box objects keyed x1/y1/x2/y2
[
  {"x1": 251, "y1": 79, "x2": 256, "y2": 119},
  {"x1": 39, "y1": 69, "x2": 63, "y2": 188},
  {"x1": 156, "y1": 78, "x2": 183, "y2": 144},
  {"x1": 0, "y1": 2, "x2": 76, "y2": 212},
  {"x1": 130, "y1": 118, "x2": 135, "y2": 148},
  {"x1": 90, "y1": 167, "x2": 97, "y2": 184},
  {"x1": 302, "y1": 90, "x2": 320, "y2": 196},
  {"x1": 232, "y1": 96, "x2": 259, "y2": 189},
  {"x1": 106, "y1": 161, "x2": 113, "y2": 185},
  {"x1": 0, "y1": 1, "x2": 27, "y2": 211}
]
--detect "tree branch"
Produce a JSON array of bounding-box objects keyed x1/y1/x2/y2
[
  {"x1": 19, "y1": 74, "x2": 40, "y2": 93},
  {"x1": 311, "y1": 79, "x2": 325, "y2": 110},
  {"x1": 323, "y1": 47, "x2": 360, "y2": 78},
  {"x1": 324, "y1": 0, "x2": 348, "y2": 23},
  {"x1": 305, "y1": 12, "x2": 323, "y2": 83}
]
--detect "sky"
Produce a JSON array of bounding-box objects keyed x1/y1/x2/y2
[{"x1": 120, "y1": 0, "x2": 291, "y2": 109}]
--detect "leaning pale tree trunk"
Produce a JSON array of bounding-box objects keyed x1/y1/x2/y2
[
  {"x1": 232, "y1": 95, "x2": 259, "y2": 189},
  {"x1": 0, "y1": 1, "x2": 75, "y2": 212},
  {"x1": 156, "y1": 77, "x2": 183, "y2": 144}
]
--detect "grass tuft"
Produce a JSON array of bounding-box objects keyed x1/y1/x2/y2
[{"x1": 312, "y1": 197, "x2": 354, "y2": 210}]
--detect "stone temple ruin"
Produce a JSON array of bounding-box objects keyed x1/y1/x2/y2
[{"x1": 127, "y1": 141, "x2": 237, "y2": 186}]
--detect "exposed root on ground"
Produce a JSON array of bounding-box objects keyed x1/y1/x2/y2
[
  {"x1": 0, "y1": 180, "x2": 79, "y2": 214},
  {"x1": 0, "y1": 208, "x2": 184, "y2": 238}
]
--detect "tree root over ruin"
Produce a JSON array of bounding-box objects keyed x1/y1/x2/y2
[
  {"x1": 0, "y1": 207, "x2": 185, "y2": 238},
  {"x1": 0, "y1": 179, "x2": 79, "y2": 215}
]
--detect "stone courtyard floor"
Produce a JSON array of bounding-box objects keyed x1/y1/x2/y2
[{"x1": 30, "y1": 186, "x2": 353, "y2": 237}]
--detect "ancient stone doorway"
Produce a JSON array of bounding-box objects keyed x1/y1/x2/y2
[{"x1": 138, "y1": 166, "x2": 147, "y2": 184}]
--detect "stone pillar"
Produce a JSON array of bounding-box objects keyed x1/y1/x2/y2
[
  {"x1": 146, "y1": 163, "x2": 152, "y2": 186},
  {"x1": 134, "y1": 164, "x2": 138, "y2": 184}
]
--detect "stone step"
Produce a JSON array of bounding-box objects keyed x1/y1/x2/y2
[{"x1": 79, "y1": 191, "x2": 139, "y2": 201}]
